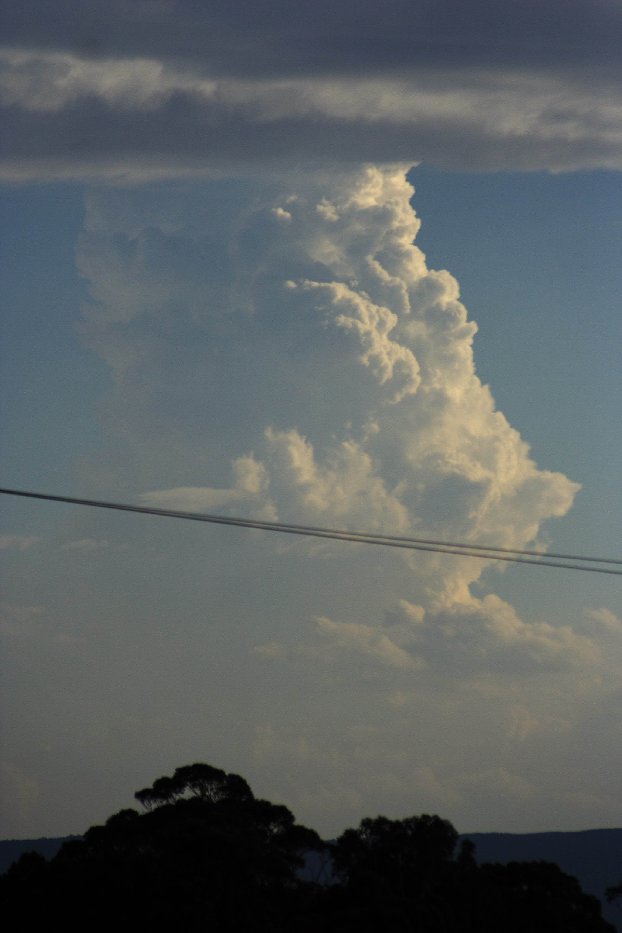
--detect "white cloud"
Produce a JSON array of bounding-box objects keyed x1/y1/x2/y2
[
  {"x1": 62, "y1": 538, "x2": 109, "y2": 552},
  {"x1": 313, "y1": 615, "x2": 423, "y2": 671},
  {"x1": 584, "y1": 607, "x2": 622, "y2": 633},
  {"x1": 141, "y1": 456, "x2": 276, "y2": 520},
  {"x1": 300, "y1": 280, "x2": 421, "y2": 402},
  {"x1": 0, "y1": 48, "x2": 216, "y2": 112},
  {"x1": 78, "y1": 164, "x2": 579, "y2": 610},
  {"x1": 263, "y1": 427, "x2": 410, "y2": 532},
  {"x1": 390, "y1": 594, "x2": 601, "y2": 672},
  {"x1": 0, "y1": 534, "x2": 39, "y2": 550},
  {"x1": 288, "y1": 589, "x2": 603, "y2": 680},
  {"x1": 254, "y1": 642, "x2": 289, "y2": 661},
  {"x1": 506, "y1": 705, "x2": 571, "y2": 742},
  {"x1": 271, "y1": 207, "x2": 292, "y2": 222}
]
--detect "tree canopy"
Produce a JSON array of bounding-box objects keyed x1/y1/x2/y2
[{"x1": 0, "y1": 762, "x2": 615, "y2": 932}]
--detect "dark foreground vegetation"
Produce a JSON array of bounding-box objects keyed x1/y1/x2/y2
[{"x1": 1, "y1": 763, "x2": 616, "y2": 932}]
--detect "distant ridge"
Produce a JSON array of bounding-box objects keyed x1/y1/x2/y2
[{"x1": 0, "y1": 836, "x2": 79, "y2": 874}]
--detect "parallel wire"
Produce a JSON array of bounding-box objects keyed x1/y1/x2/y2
[{"x1": 1, "y1": 486, "x2": 620, "y2": 576}]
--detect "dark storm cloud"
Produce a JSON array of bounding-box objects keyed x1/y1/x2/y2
[
  {"x1": 3, "y1": 0, "x2": 621, "y2": 77},
  {"x1": 1, "y1": 0, "x2": 621, "y2": 178},
  {"x1": 2, "y1": 89, "x2": 619, "y2": 179}
]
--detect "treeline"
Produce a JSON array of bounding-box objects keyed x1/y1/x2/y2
[{"x1": 0, "y1": 762, "x2": 615, "y2": 931}]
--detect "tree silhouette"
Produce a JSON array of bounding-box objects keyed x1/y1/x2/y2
[
  {"x1": 1, "y1": 763, "x2": 324, "y2": 931},
  {"x1": 328, "y1": 813, "x2": 477, "y2": 931},
  {"x1": 479, "y1": 860, "x2": 614, "y2": 932},
  {"x1": 326, "y1": 813, "x2": 614, "y2": 932},
  {"x1": 0, "y1": 763, "x2": 615, "y2": 932},
  {"x1": 134, "y1": 762, "x2": 254, "y2": 810}
]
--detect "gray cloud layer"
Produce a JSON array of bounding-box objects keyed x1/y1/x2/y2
[
  {"x1": 3, "y1": 1, "x2": 621, "y2": 76},
  {"x1": 2, "y1": 0, "x2": 621, "y2": 179}
]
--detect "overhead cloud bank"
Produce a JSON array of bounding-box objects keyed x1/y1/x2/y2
[
  {"x1": 79, "y1": 165, "x2": 581, "y2": 666},
  {"x1": 2, "y1": 0, "x2": 621, "y2": 179}
]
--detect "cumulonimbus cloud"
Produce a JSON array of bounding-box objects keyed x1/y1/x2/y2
[{"x1": 77, "y1": 163, "x2": 585, "y2": 671}]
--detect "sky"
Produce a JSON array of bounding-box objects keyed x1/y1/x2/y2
[{"x1": 0, "y1": 0, "x2": 621, "y2": 841}]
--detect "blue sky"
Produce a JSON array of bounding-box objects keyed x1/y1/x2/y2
[
  {"x1": 410, "y1": 167, "x2": 622, "y2": 622},
  {"x1": 1, "y1": 1, "x2": 621, "y2": 840}
]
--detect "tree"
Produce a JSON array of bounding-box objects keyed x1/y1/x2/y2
[
  {"x1": 328, "y1": 814, "x2": 614, "y2": 933},
  {"x1": 134, "y1": 762, "x2": 254, "y2": 810},
  {"x1": 334, "y1": 813, "x2": 459, "y2": 889},
  {"x1": 0, "y1": 765, "x2": 615, "y2": 932},
  {"x1": 480, "y1": 860, "x2": 615, "y2": 932},
  {"x1": 329, "y1": 813, "x2": 475, "y2": 930},
  {"x1": 1, "y1": 763, "x2": 324, "y2": 932}
]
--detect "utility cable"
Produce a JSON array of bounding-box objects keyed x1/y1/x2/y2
[{"x1": 1, "y1": 487, "x2": 620, "y2": 576}]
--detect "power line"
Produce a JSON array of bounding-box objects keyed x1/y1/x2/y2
[{"x1": 1, "y1": 486, "x2": 620, "y2": 576}]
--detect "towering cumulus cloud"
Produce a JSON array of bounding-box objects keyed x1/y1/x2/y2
[
  {"x1": 79, "y1": 165, "x2": 579, "y2": 671},
  {"x1": 2, "y1": 1, "x2": 620, "y2": 842}
]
